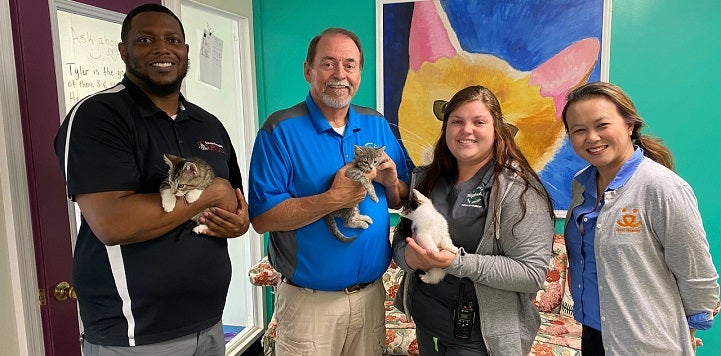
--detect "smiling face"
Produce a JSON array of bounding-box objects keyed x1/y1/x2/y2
[
  {"x1": 445, "y1": 99, "x2": 496, "y2": 171},
  {"x1": 119, "y1": 11, "x2": 189, "y2": 97},
  {"x1": 304, "y1": 33, "x2": 361, "y2": 113},
  {"x1": 565, "y1": 96, "x2": 635, "y2": 176}
]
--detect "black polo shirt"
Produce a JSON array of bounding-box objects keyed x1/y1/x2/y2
[{"x1": 54, "y1": 76, "x2": 243, "y2": 346}]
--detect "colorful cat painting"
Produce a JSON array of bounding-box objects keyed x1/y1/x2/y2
[{"x1": 382, "y1": 0, "x2": 606, "y2": 209}]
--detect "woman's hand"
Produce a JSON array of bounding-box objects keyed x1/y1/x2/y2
[
  {"x1": 404, "y1": 237, "x2": 457, "y2": 270},
  {"x1": 690, "y1": 329, "x2": 703, "y2": 350}
]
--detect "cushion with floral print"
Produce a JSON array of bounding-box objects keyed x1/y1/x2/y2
[
  {"x1": 385, "y1": 301, "x2": 418, "y2": 355},
  {"x1": 533, "y1": 312, "x2": 582, "y2": 353},
  {"x1": 248, "y1": 256, "x2": 281, "y2": 287},
  {"x1": 533, "y1": 234, "x2": 568, "y2": 313},
  {"x1": 383, "y1": 260, "x2": 404, "y2": 301},
  {"x1": 560, "y1": 272, "x2": 575, "y2": 318}
]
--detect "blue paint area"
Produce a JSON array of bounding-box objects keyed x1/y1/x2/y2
[
  {"x1": 538, "y1": 136, "x2": 589, "y2": 210},
  {"x1": 441, "y1": 0, "x2": 603, "y2": 76}
]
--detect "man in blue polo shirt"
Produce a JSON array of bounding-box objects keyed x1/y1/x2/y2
[
  {"x1": 248, "y1": 28, "x2": 410, "y2": 355},
  {"x1": 54, "y1": 4, "x2": 249, "y2": 355}
]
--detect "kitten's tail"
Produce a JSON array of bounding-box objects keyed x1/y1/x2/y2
[
  {"x1": 324, "y1": 216, "x2": 357, "y2": 242},
  {"x1": 420, "y1": 268, "x2": 447, "y2": 284}
]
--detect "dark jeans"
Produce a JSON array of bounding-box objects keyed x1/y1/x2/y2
[{"x1": 582, "y1": 325, "x2": 605, "y2": 356}]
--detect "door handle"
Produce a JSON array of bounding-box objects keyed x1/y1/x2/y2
[{"x1": 53, "y1": 281, "x2": 77, "y2": 301}]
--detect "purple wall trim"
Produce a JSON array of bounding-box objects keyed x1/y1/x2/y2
[{"x1": 9, "y1": 0, "x2": 159, "y2": 354}]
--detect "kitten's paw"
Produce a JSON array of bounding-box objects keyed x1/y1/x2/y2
[
  {"x1": 445, "y1": 245, "x2": 459, "y2": 254},
  {"x1": 347, "y1": 220, "x2": 370, "y2": 229},
  {"x1": 161, "y1": 197, "x2": 176, "y2": 212},
  {"x1": 192, "y1": 224, "x2": 209, "y2": 235},
  {"x1": 185, "y1": 189, "x2": 203, "y2": 204},
  {"x1": 360, "y1": 215, "x2": 373, "y2": 225}
]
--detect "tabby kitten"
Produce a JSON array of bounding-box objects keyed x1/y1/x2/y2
[
  {"x1": 324, "y1": 145, "x2": 385, "y2": 242},
  {"x1": 400, "y1": 189, "x2": 458, "y2": 284},
  {"x1": 160, "y1": 154, "x2": 215, "y2": 234}
]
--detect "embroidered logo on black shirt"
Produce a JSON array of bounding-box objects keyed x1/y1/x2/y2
[{"x1": 197, "y1": 141, "x2": 225, "y2": 153}]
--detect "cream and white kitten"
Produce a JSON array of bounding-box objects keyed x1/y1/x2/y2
[{"x1": 400, "y1": 189, "x2": 458, "y2": 284}]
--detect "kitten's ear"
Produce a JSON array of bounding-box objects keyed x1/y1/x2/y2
[
  {"x1": 410, "y1": 188, "x2": 418, "y2": 201},
  {"x1": 412, "y1": 189, "x2": 428, "y2": 201},
  {"x1": 163, "y1": 154, "x2": 180, "y2": 167},
  {"x1": 378, "y1": 146, "x2": 386, "y2": 154},
  {"x1": 354, "y1": 145, "x2": 363, "y2": 154},
  {"x1": 184, "y1": 162, "x2": 200, "y2": 176}
]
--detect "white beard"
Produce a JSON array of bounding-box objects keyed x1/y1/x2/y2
[{"x1": 322, "y1": 92, "x2": 352, "y2": 109}]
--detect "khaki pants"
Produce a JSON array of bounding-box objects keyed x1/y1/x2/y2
[{"x1": 275, "y1": 279, "x2": 386, "y2": 356}]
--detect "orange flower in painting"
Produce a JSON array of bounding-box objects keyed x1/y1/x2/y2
[{"x1": 531, "y1": 342, "x2": 554, "y2": 356}]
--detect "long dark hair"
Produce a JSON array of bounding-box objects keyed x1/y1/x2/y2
[
  {"x1": 417, "y1": 85, "x2": 553, "y2": 226},
  {"x1": 561, "y1": 81, "x2": 674, "y2": 170}
]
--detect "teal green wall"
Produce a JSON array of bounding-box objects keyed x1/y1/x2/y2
[
  {"x1": 254, "y1": 1, "x2": 721, "y2": 352},
  {"x1": 610, "y1": 2, "x2": 721, "y2": 350},
  {"x1": 252, "y1": 1, "x2": 377, "y2": 122}
]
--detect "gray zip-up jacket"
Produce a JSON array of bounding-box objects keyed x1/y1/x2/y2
[
  {"x1": 566, "y1": 158, "x2": 719, "y2": 355},
  {"x1": 393, "y1": 165, "x2": 554, "y2": 355}
]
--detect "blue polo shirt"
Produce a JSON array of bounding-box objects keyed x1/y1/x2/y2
[{"x1": 248, "y1": 94, "x2": 410, "y2": 291}]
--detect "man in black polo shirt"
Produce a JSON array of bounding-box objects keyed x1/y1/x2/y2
[{"x1": 54, "y1": 4, "x2": 249, "y2": 355}]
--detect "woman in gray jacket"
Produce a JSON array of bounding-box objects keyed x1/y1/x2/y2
[
  {"x1": 562, "y1": 82, "x2": 719, "y2": 355},
  {"x1": 392, "y1": 85, "x2": 554, "y2": 355}
]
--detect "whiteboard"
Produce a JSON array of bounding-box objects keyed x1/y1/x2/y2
[{"x1": 56, "y1": 4, "x2": 125, "y2": 114}]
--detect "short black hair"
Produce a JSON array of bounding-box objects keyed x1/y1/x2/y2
[{"x1": 121, "y1": 4, "x2": 185, "y2": 43}]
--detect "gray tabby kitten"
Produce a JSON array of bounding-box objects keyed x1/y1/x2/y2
[
  {"x1": 324, "y1": 145, "x2": 385, "y2": 242},
  {"x1": 160, "y1": 154, "x2": 215, "y2": 234},
  {"x1": 400, "y1": 189, "x2": 458, "y2": 284}
]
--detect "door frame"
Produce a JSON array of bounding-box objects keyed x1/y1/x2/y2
[{"x1": 0, "y1": 0, "x2": 45, "y2": 354}]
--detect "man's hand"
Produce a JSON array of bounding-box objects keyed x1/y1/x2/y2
[
  {"x1": 374, "y1": 152, "x2": 399, "y2": 188},
  {"x1": 200, "y1": 188, "x2": 250, "y2": 238},
  {"x1": 203, "y1": 178, "x2": 239, "y2": 212},
  {"x1": 373, "y1": 152, "x2": 408, "y2": 209},
  {"x1": 329, "y1": 164, "x2": 372, "y2": 208}
]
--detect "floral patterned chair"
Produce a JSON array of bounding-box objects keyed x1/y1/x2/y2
[
  {"x1": 530, "y1": 234, "x2": 581, "y2": 355},
  {"x1": 249, "y1": 234, "x2": 580, "y2": 356}
]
